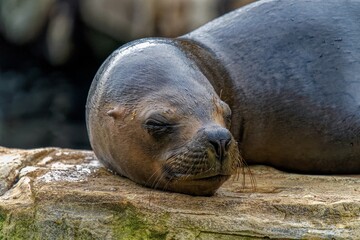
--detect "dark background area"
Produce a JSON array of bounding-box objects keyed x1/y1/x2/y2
[{"x1": 0, "y1": 0, "x2": 257, "y2": 149}]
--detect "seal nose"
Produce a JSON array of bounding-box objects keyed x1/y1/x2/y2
[{"x1": 205, "y1": 127, "x2": 232, "y2": 162}]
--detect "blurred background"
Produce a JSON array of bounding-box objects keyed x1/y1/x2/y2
[{"x1": 0, "y1": 0, "x2": 257, "y2": 150}]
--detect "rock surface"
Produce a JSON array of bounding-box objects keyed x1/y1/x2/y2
[{"x1": 0, "y1": 146, "x2": 359, "y2": 239}]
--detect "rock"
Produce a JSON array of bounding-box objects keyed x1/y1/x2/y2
[
  {"x1": 0, "y1": 146, "x2": 359, "y2": 239},
  {"x1": 79, "y1": 0, "x2": 260, "y2": 41},
  {"x1": 0, "y1": 0, "x2": 55, "y2": 44},
  {"x1": 79, "y1": 0, "x2": 219, "y2": 40},
  {"x1": 45, "y1": 1, "x2": 75, "y2": 65},
  {"x1": 79, "y1": 0, "x2": 155, "y2": 41}
]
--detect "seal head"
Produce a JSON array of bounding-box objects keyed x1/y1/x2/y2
[{"x1": 86, "y1": 39, "x2": 240, "y2": 196}]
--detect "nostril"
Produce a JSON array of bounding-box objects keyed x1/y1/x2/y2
[
  {"x1": 221, "y1": 138, "x2": 232, "y2": 151},
  {"x1": 204, "y1": 126, "x2": 232, "y2": 161},
  {"x1": 209, "y1": 138, "x2": 232, "y2": 162},
  {"x1": 209, "y1": 139, "x2": 221, "y2": 158}
]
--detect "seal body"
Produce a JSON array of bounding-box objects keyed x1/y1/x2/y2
[
  {"x1": 86, "y1": 0, "x2": 360, "y2": 195},
  {"x1": 184, "y1": 0, "x2": 360, "y2": 174}
]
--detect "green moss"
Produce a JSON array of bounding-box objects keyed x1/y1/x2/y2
[
  {"x1": 0, "y1": 201, "x2": 172, "y2": 240},
  {"x1": 1, "y1": 209, "x2": 38, "y2": 240},
  {"x1": 0, "y1": 209, "x2": 5, "y2": 240},
  {"x1": 111, "y1": 206, "x2": 168, "y2": 240}
]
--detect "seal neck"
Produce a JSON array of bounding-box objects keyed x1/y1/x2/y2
[{"x1": 175, "y1": 38, "x2": 235, "y2": 107}]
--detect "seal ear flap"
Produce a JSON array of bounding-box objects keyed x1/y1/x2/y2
[{"x1": 107, "y1": 105, "x2": 128, "y2": 120}]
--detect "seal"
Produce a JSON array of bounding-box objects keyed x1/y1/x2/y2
[{"x1": 86, "y1": 0, "x2": 360, "y2": 196}]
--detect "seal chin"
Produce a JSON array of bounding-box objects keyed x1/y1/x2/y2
[
  {"x1": 165, "y1": 174, "x2": 231, "y2": 196},
  {"x1": 155, "y1": 149, "x2": 236, "y2": 195},
  {"x1": 169, "y1": 171, "x2": 233, "y2": 181},
  {"x1": 192, "y1": 174, "x2": 230, "y2": 182}
]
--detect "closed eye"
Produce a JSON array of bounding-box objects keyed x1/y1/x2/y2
[
  {"x1": 144, "y1": 119, "x2": 171, "y2": 128},
  {"x1": 143, "y1": 118, "x2": 176, "y2": 138}
]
